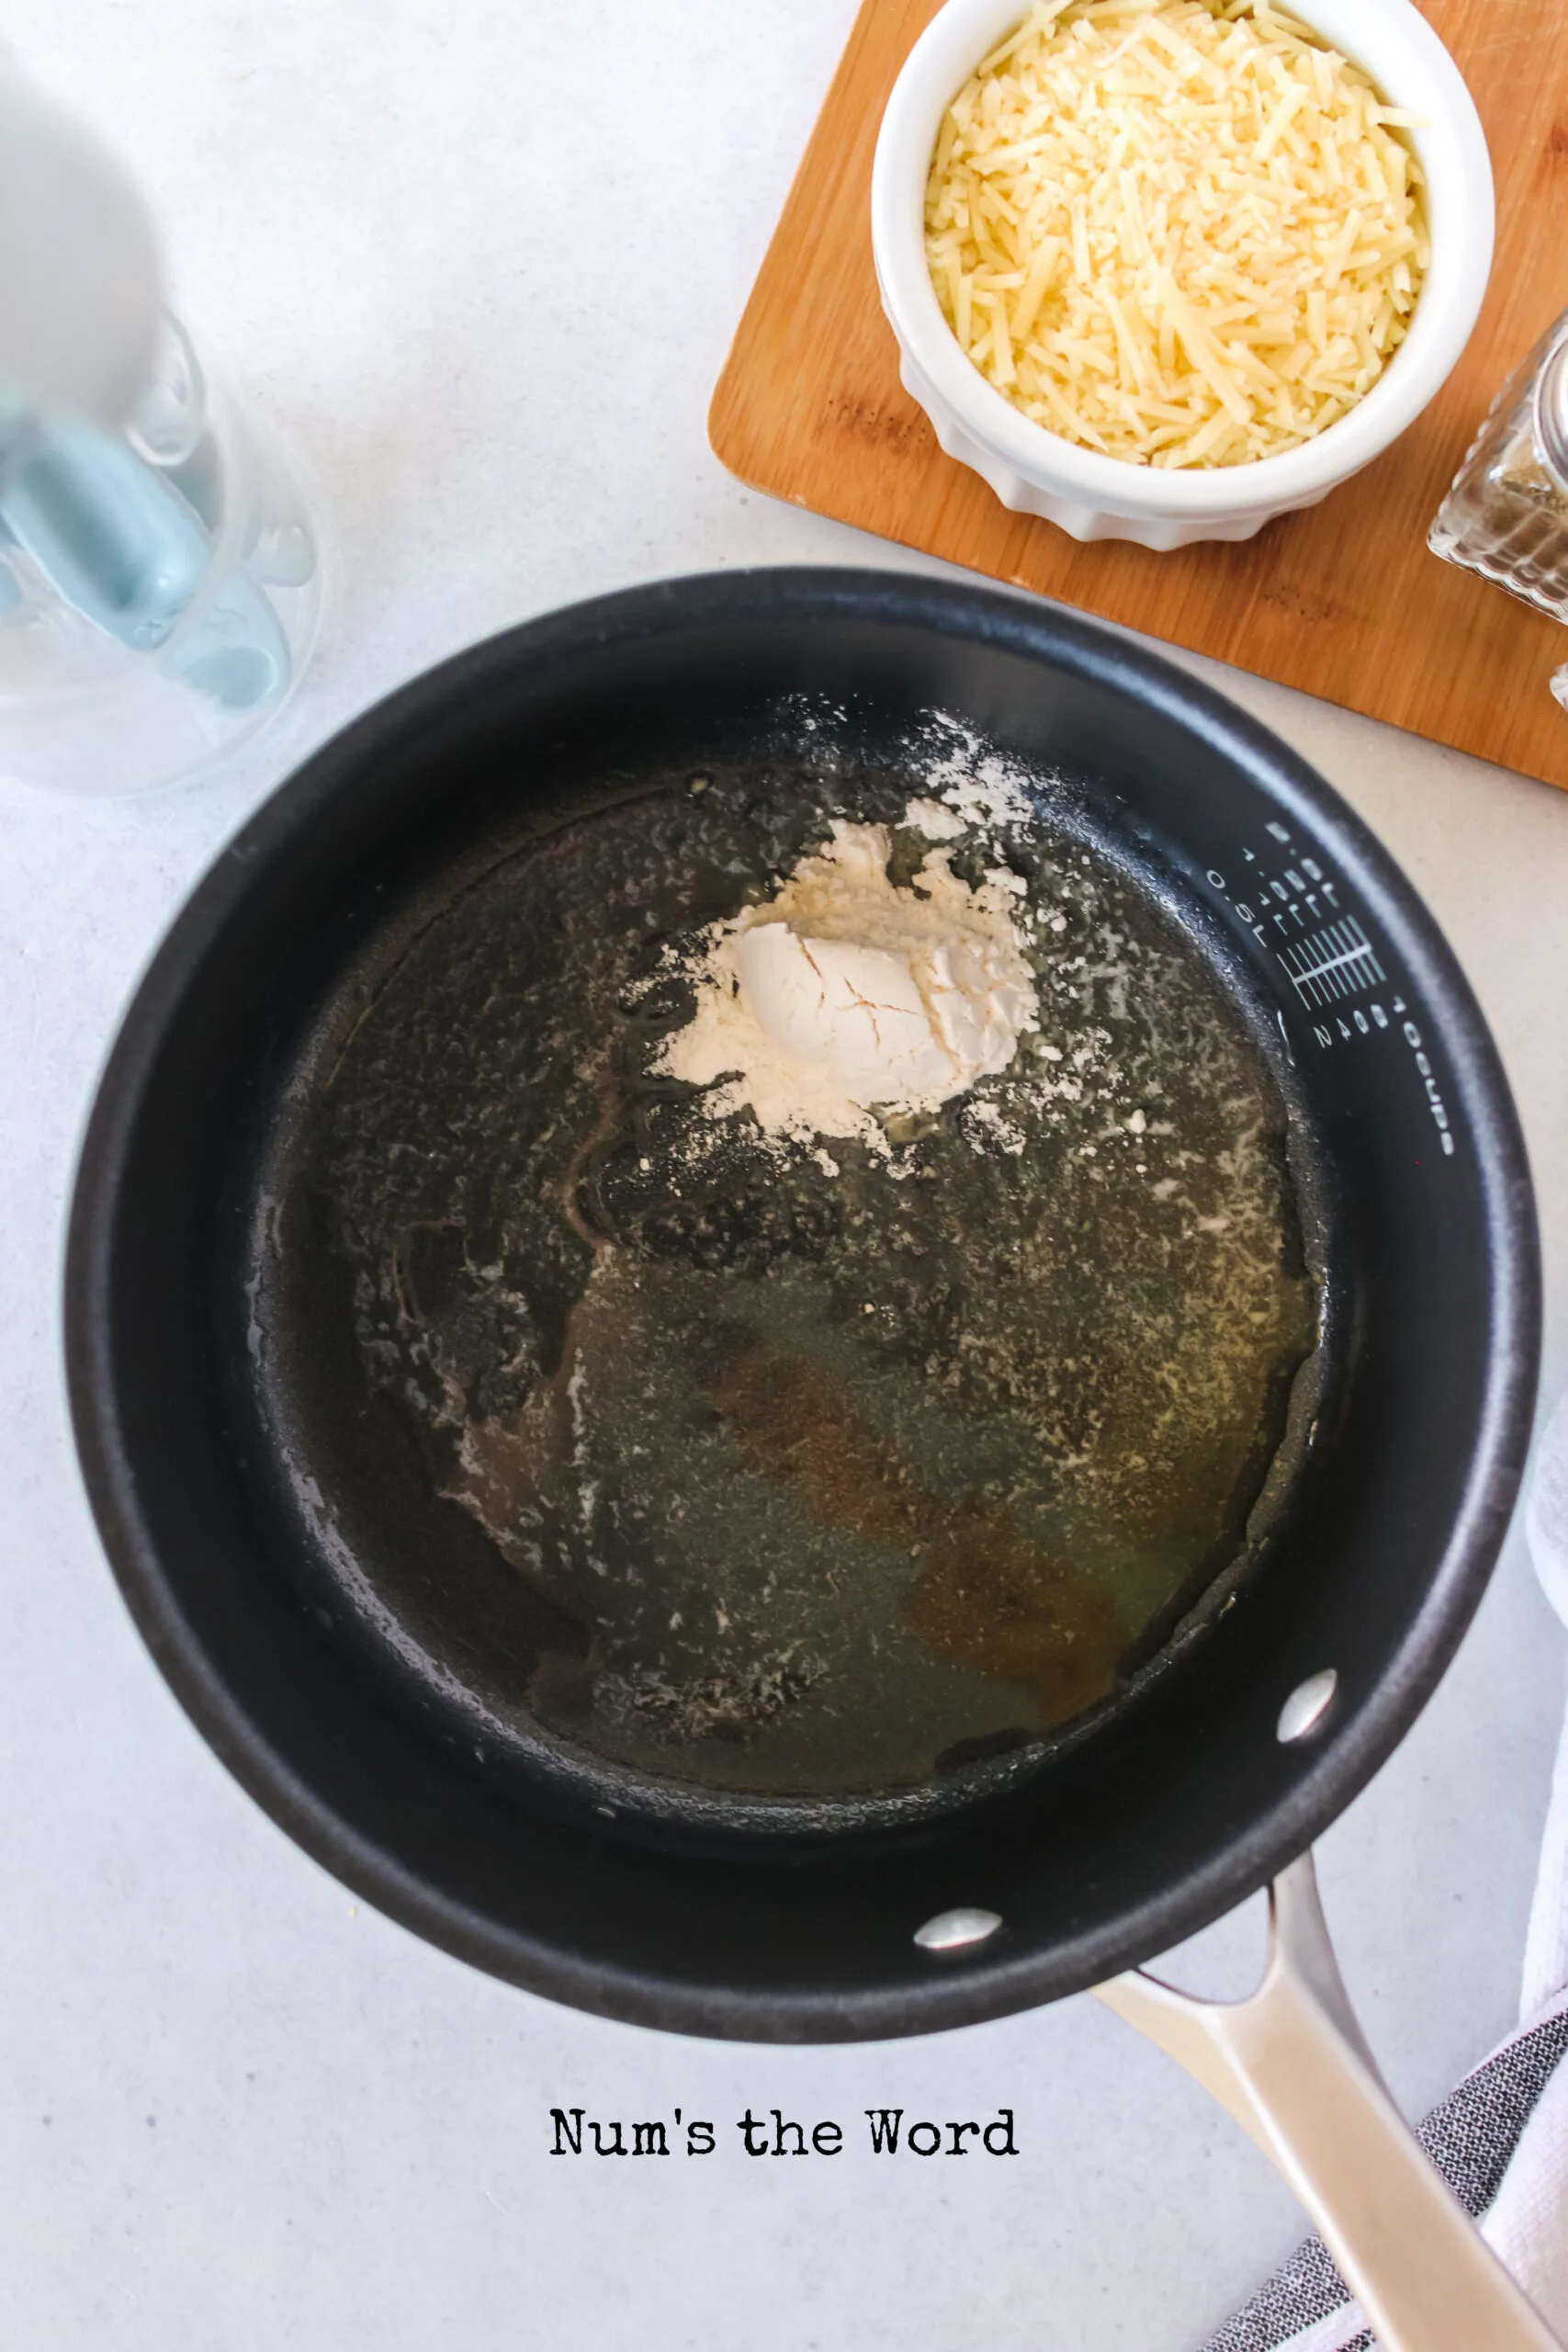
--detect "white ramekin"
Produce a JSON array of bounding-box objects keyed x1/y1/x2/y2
[{"x1": 870, "y1": 0, "x2": 1495, "y2": 548}]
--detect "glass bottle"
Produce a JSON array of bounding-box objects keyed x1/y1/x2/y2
[{"x1": 1428, "y1": 311, "x2": 1568, "y2": 628}]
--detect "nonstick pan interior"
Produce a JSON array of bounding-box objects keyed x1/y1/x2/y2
[
  {"x1": 66, "y1": 571, "x2": 1539, "y2": 2040},
  {"x1": 249, "y1": 684, "x2": 1331, "y2": 1835}
]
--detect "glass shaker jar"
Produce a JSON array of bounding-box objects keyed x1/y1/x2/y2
[{"x1": 1428, "y1": 311, "x2": 1568, "y2": 628}]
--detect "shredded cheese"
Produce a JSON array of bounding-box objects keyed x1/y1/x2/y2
[{"x1": 924, "y1": 0, "x2": 1429, "y2": 468}]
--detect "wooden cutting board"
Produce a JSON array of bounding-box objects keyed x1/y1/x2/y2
[{"x1": 710, "y1": 0, "x2": 1568, "y2": 791}]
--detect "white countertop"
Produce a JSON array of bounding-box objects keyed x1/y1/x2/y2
[{"x1": 4, "y1": 6, "x2": 1568, "y2": 2346}]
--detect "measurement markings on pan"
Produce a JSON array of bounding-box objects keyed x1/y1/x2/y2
[
  {"x1": 1276, "y1": 918, "x2": 1386, "y2": 1010},
  {"x1": 1202, "y1": 829, "x2": 1457, "y2": 1158}
]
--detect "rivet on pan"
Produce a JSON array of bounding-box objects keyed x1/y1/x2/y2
[
  {"x1": 1277, "y1": 1668, "x2": 1338, "y2": 1744},
  {"x1": 914, "y1": 1907, "x2": 1003, "y2": 1953}
]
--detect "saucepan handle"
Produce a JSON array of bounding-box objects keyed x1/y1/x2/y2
[{"x1": 1094, "y1": 1852, "x2": 1562, "y2": 2352}]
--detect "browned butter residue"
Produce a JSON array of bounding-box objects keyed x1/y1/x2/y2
[{"x1": 713, "y1": 1331, "x2": 1128, "y2": 1730}]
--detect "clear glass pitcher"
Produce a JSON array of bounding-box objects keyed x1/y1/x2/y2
[
  {"x1": 0, "y1": 314, "x2": 327, "y2": 794},
  {"x1": 0, "y1": 70, "x2": 327, "y2": 795}
]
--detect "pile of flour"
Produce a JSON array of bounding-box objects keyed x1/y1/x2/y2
[{"x1": 656, "y1": 798, "x2": 1040, "y2": 1151}]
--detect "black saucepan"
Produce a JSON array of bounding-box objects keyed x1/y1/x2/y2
[{"x1": 66, "y1": 570, "x2": 1539, "y2": 2063}]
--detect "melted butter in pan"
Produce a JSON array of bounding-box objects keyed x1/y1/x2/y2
[{"x1": 285, "y1": 772, "x2": 1319, "y2": 1798}]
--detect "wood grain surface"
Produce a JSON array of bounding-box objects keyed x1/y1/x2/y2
[{"x1": 710, "y1": 0, "x2": 1568, "y2": 789}]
